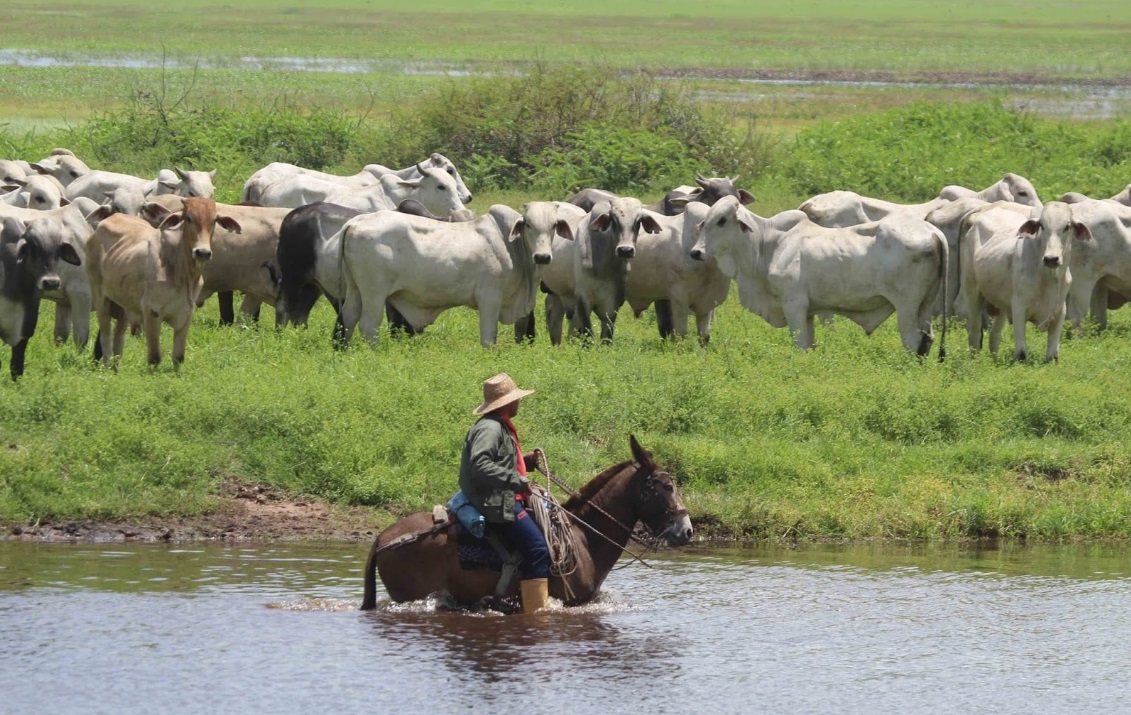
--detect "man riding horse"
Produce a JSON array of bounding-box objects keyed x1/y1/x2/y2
[{"x1": 458, "y1": 373, "x2": 551, "y2": 613}]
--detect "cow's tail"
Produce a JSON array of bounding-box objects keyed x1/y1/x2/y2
[
  {"x1": 333, "y1": 218, "x2": 351, "y2": 349},
  {"x1": 935, "y1": 229, "x2": 949, "y2": 362}
]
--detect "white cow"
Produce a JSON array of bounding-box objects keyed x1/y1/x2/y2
[
  {"x1": 0, "y1": 159, "x2": 27, "y2": 184},
  {"x1": 257, "y1": 165, "x2": 465, "y2": 217},
  {"x1": 66, "y1": 167, "x2": 216, "y2": 204},
  {"x1": 339, "y1": 204, "x2": 546, "y2": 347},
  {"x1": 511, "y1": 201, "x2": 587, "y2": 345},
  {"x1": 689, "y1": 196, "x2": 948, "y2": 356},
  {"x1": 963, "y1": 202, "x2": 1088, "y2": 361},
  {"x1": 623, "y1": 202, "x2": 730, "y2": 344},
  {"x1": 1061, "y1": 199, "x2": 1131, "y2": 331},
  {"x1": 1059, "y1": 184, "x2": 1131, "y2": 207},
  {"x1": 799, "y1": 191, "x2": 951, "y2": 228},
  {"x1": 938, "y1": 173, "x2": 1042, "y2": 207},
  {"x1": 29, "y1": 155, "x2": 91, "y2": 187},
  {"x1": 925, "y1": 198, "x2": 1039, "y2": 318},
  {"x1": 572, "y1": 197, "x2": 649, "y2": 342},
  {"x1": 243, "y1": 153, "x2": 472, "y2": 205},
  {"x1": 1, "y1": 175, "x2": 68, "y2": 210}
]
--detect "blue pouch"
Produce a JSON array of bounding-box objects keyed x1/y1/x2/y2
[{"x1": 447, "y1": 490, "x2": 486, "y2": 539}]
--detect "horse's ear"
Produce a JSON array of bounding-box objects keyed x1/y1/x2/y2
[{"x1": 629, "y1": 434, "x2": 653, "y2": 468}]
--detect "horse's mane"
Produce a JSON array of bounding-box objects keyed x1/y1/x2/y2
[{"x1": 563, "y1": 459, "x2": 636, "y2": 511}]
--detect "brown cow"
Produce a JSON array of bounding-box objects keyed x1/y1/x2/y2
[
  {"x1": 85, "y1": 198, "x2": 241, "y2": 367},
  {"x1": 149, "y1": 194, "x2": 290, "y2": 324}
]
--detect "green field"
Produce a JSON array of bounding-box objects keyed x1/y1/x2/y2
[{"x1": 2, "y1": 1, "x2": 1131, "y2": 542}]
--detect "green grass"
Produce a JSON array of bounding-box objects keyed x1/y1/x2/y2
[{"x1": 1, "y1": 277, "x2": 1130, "y2": 541}]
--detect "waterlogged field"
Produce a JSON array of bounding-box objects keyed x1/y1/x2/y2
[
  {"x1": 3, "y1": 0, "x2": 1131, "y2": 129},
  {"x1": 2, "y1": 0, "x2": 1131, "y2": 542}
]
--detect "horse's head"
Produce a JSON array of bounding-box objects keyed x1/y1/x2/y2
[{"x1": 629, "y1": 435, "x2": 694, "y2": 546}]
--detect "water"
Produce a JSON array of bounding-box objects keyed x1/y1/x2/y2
[{"x1": 1, "y1": 541, "x2": 1129, "y2": 714}]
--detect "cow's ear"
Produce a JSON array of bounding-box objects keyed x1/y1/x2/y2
[
  {"x1": 1072, "y1": 222, "x2": 1092, "y2": 242},
  {"x1": 28, "y1": 163, "x2": 50, "y2": 175},
  {"x1": 216, "y1": 216, "x2": 242, "y2": 234},
  {"x1": 15, "y1": 238, "x2": 29, "y2": 262},
  {"x1": 1017, "y1": 220, "x2": 1041, "y2": 239},
  {"x1": 159, "y1": 180, "x2": 180, "y2": 192},
  {"x1": 2, "y1": 217, "x2": 27, "y2": 242},
  {"x1": 141, "y1": 203, "x2": 172, "y2": 227},
  {"x1": 555, "y1": 219, "x2": 574, "y2": 241},
  {"x1": 59, "y1": 242, "x2": 82, "y2": 267},
  {"x1": 6, "y1": 178, "x2": 27, "y2": 188},
  {"x1": 667, "y1": 195, "x2": 692, "y2": 209},
  {"x1": 508, "y1": 218, "x2": 525, "y2": 242},
  {"x1": 85, "y1": 205, "x2": 114, "y2": 226},
  {"x1": 208, "y1": 169, "x2": 217, "y2": 179},
  {"x1": 158, "y1": 214, "x2": 185, "y2": 231},
  {"x1": 737, "y1": 189, "x2": 756, "y2": 205},
  {"x1": 397, "y1": 179, "x2": 422, "y2": 190},
  {"x1": 640, "y1": 212, "x2": 664, "y2": 234}
]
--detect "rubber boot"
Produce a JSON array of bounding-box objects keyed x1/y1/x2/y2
[{"x1": 520, "y1": 578, "x2": 549, "y2": 613}]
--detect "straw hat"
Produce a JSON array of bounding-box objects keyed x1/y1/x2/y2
[{"x1": 473, "y1": 373, "x2": 535, "y2": 415}]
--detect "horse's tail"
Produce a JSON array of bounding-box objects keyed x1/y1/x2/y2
[{"x1": 360, "y1": 535, "x2": 381, "y2": 611}]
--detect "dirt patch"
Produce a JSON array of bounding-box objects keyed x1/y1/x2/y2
[{"x1": 1, "y1": 481, "x2": 389, "y2": 544}]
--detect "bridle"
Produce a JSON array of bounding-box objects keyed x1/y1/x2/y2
[{"x1": 532, "y1": 450, "x2": 685, "y2": 569}]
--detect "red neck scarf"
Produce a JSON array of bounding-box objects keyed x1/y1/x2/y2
[{"x1": 496, "y1": 412, "x2": 526, "y2": 477}]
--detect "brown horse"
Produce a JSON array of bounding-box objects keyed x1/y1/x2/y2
[{"x1": 361, "y1": 435, "x2": 694, "y2": 610}]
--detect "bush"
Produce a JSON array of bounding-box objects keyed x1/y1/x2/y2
[{"x1": 379, "y1": 62, "x2": 768, "y2": 195}]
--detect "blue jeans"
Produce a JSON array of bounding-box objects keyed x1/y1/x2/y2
[{"x1": 503, "y1": 501, "x2": 550, "y2": 579}]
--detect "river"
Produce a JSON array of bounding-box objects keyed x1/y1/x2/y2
[{"x1": 1, "y1": 541, "x2": 1128, "y2": 714}]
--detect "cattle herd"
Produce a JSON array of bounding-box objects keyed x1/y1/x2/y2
[{"x1": 2, "y1": 147, "x2": 1131, "y2": 380}]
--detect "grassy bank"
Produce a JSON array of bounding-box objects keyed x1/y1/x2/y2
[{"x1": 2, "y1": 288, "x2": 1130, "y2": 541}]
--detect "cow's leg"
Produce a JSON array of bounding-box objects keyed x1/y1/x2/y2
[
  {"x1": 669, "y1": 300, "x2": 692, "y2": 340},
  {"x1": 170, "y1": 314, "x2": 194, "y2": 366},
  {"x1": 598, "y1": 305, "x2": 618, "y2": 344},
  {"x1": 239, "y1": 295, "x2": 263, "y2": 324},
  {"x1": 546, "y1": 295, "x2": 566, "y2": 346},
  {"x1": 95, "y1": 299, "x2": 115, "y2": 367},
  {"x1": 356, "y1": 291, "x2": 388, "y2": 346},
  {"x1": 9, "y1": 338, "x2": 29, "y2": 380},
  {"x1": 144, "y1": 310, "x2": 163, "y2": 366},
  {"x1": 1089, "y1": 282, "x2": 1109, "y2": 332},
  {"x1": 987, "y1": 313, "x2": 1006, "y2": 356},
  {"x1": 54, "y1": 303, "x2": 71, "y2": 344},
  {"x1": 477, "y1": 297, "x2": 502, "y2": 346},
  {"x1": 386, "y1": 303, "x2": 416, "y2": 337},
  {"x1": 1045, "y1": 309, "x2": 1066, "y2": 362},
  {"x1": 966, "y1": 295, "x2": 985, "y2": 351},
  {"x1": 654, "y1": 299, "x2": 674, "y2": 340},
  {"x1": 338, "y1": 285, "x2": 363, "y2": 348},
  {"x1": 783, "y1": 298, "x2": 813, "y2": 349},
  {"x1": 576, "y1": 298, "x2": 595, "y2": 340},
  {"x1": 1010, "y1": 304, "x2": 1030, "y2": 361},
  {"x1": 111, "y1": 311, "x2": 129, "y2": 364},
  {"x1": 217, "y1": 291, "x2": 235, "y2": 325},
  {"x1": 72, "y1": 292, "x2": 91, "y2": 349},
  {"x1": 514, "y1": 311, "x2": 536, "y2": 344},
  {"x1": 695, "y1": 308, "x2": 714, "y2": 346}
]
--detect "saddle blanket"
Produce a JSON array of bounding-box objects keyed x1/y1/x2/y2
[{"x1": 454, "y1": 522, "x2": 508, "y2": 572}]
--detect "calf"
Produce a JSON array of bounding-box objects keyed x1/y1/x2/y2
[
  {"x1": 0, "y1": 214, "x2": 82, "y2": 378},
  {"x1": 86, "y1": 198, "x2": 241, "y2": 367},
  {"x1": 964, "y1": 202, "x2": 1087, "y2": 361},
  {"x1": 690, "y1": 196, "x2": 948, "y2": 356}
]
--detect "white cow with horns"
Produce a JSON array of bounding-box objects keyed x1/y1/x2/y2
[
  {"x1": 338, "y1": 204, "x2": 550, "y2": 347},
  {"x1": 689, "y1": 196, "x2": 948, "y2": 357}
]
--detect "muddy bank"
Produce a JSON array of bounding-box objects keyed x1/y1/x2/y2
[{"x1": 1, "y1": 482, "x2": 387, "y2": 545}]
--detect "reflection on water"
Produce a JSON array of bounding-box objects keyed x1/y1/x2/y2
[{"x1": 1, "y1": 541, "x2": 1130, "y2": 714}]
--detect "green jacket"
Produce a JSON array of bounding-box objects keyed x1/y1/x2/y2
[{"x1": 458, "y1": 413, "x2": 531, "y2": 523}]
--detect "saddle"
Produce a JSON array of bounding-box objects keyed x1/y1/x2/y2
[{"x1": 431, "y1": 504, "x2": 523, "y2": 599}]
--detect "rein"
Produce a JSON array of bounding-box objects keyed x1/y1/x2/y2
[{"x1": 531, "y1": 450, "x2": 654, "y2": 570}]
